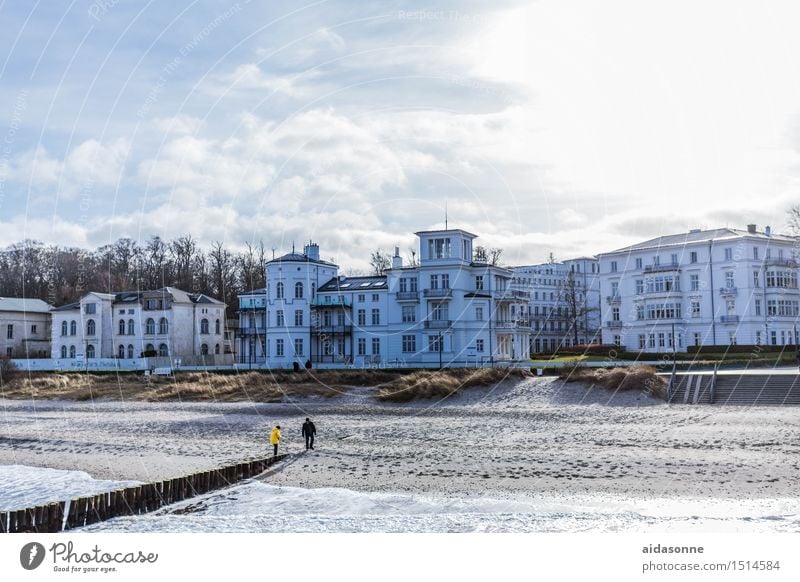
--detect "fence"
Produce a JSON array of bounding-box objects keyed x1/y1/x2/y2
[{"x1": 0, "y1": 454, "x2": 286, "y2": 533}]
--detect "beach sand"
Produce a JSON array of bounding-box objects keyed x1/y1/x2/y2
[{"x1": 2, "y1": 376, "x2": 799, "y2": 502}]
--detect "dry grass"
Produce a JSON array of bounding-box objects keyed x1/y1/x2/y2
[
  {"x1": 375, "y1": 367, "x2": 531, "y2": 403},
  {"x1": 558, "y1": 364, "x2": 666, "y2": 399}
]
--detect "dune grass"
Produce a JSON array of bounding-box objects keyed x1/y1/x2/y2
[
  {"x1": 557, "y1": 364, "x2": 666, "y2": 399},
  {"x1": 374, "y1": 367, "x2": 532, "y2": 403}
]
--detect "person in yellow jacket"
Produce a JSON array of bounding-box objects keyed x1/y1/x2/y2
[{"x1": 270, "y1": 425, "x2": 281, "y2": 457}]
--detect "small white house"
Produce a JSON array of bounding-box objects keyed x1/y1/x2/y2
[{"x1": 0, "y1": 297, "x2": 52, "y2": 358}]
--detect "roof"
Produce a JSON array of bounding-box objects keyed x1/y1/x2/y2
[
  {"x1": 601, "y1": 227, "x2": 798, "y2": 255},
  {"x1": 414, "y1": 228, "x2": 478, "y2": 239},
  {"x1": 53, "y1": 287, "x2": 226, "y2": 310},
  {"x1": 266, "y1": 252, "x2": 337, "y2": 267},
  {"x1": 52, "y1": 301, "x2": 80, "y2": 312},
  {"x1": 318, "y1": 275, "x2": 387, "y2": 293},
  {"x1": 0, "y1": 297, "x2": 53, "y2": 313}
]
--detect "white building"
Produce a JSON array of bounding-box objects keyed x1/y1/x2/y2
[
  {"x1": 239, "y1": 229, "x2": 532, "y2": 368},
  {"x1": 597, "y1": 225, "x2": 800, "y2": 352},
  {"x1": 51, "y1": 287, "x2": 226, "y2": 360},
  {"x1": 512, "y1": 257, "x2": 601, "y2": 353},
  {"x1": 0, "y1": 298, "x2": 52, "y2": 358}
]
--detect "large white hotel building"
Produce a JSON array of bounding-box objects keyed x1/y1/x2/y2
[
  {"x1": 237, "y1": 228, "x2": 532, "y2": 367},
  {"x1": 597, "y1": 225, "x2": 800, "y2": 352}
]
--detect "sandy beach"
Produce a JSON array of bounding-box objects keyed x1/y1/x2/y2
[{"x1": 2, "y1": 376, "x2": 799, "y2": 503}]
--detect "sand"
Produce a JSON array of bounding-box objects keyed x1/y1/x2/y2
[{"x1": 1, "y1": 377, "x2": 799, "y2": 501}]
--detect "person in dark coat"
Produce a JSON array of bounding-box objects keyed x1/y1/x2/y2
[{"x1": 302, "y1": 418, "x2": 317, "y2": 450}]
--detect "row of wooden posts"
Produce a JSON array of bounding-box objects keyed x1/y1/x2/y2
[{"x1": 1, "y1": 454, "x2": 287, "y2": 533}]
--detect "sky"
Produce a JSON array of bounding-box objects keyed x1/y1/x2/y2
[{"x1": 1, "y1": 0, "x2": 800, "y2": 271}]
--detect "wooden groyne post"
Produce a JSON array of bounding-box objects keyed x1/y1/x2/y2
[{"x1": 0, "y1": 454, "x2": 287, "y2": 533}]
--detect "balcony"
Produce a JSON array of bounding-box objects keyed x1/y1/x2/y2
[
  {"x1": 719, "y1": 315, "x2": 740, "y2": 324},
  {"x1": 310, "y1": 297, "x2": 351, "y2": 308},
  {"x1": 495, "y1": 320, "x2": 532, "y2": 330},
  {"x1": 396, "y1": 291, "x2": 420, "y2": 302},
  {"x1": 493, "y1": 289, "x2": 531, "y2": 301},
  {"x1": 765, "y1": 258, "x2": 798, "y2": 268},
  {"x1": 238, "y1": 327, "x2": 266, "y2": 336},
  {"x1": 643, "y1": 263, "x2": 680, "y2": 273},
  {"x1": 719, "y1": 287, "x2": 738, "y2": 296},
  {"x1": 606, "y1": 320, "x2": 623, "y2": 328},
  {"x1": 312, "y1": 324, "x2": 353, "y2": 335},
  {"x1": 424, "y1": 320, "x2": 452, "y2": 329},
  {"x1": 606, "y1": 295, "x2": 621, "y2": 305},
  {"x1": 423, "y1": 288, "x2": 453, "y2": 299}
]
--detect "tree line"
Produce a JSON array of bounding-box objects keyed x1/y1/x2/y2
[{"x1": 0, "y1": 236, "x2": 268, "y2": 318}]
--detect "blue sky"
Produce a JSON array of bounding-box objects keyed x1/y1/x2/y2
[{"x1": 1, "y1": 0, "x2": 800, "y2": 270}]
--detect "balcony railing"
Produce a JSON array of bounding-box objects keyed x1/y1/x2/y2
[
  {"x1": 606, "y1": 295, "x2": 621, "y2": 304},
  {"x1": 238, "y1": 327, "x2": 266, "y2": 336},
  {"x1": 495, "y1": 320, "x2": 532, "y2": 330},
  {"x1": 643, "y1": 263, "x2": 680, "y2": 273},
  {"x1": 423, "y1": 288, "x2": 453, "y2": 299},
  {"x1": 396, "y1": 291, "x2": 420, "y2": 301},
  {"x1": 493, "y1": 289, "x2": 531, "y2": 301},
  {"x1": 312, "y1": 324, "x2": 353, "y2": 334},
  {"x1": 719, "y1": 315, "x2": 740, "y2": 323},
  {"x1": 765, "y1": 258, "x2": 798, "y2": 268},
  {"x1": 719, "y1": 287, "x2": 738, "y2": 296},
  {"x1": 311, "y1": 297, "x2": 351, "y2": 308},
  {"x1": 606, "y1": 320, "x2": 623, "y2": 328},
  {"x1": 424, "y1": 320, "x2": 452, "y2": 329}
]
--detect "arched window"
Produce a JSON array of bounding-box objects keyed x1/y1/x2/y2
[
  {"x1": 60, "y1": 345, "x2": 67, "y2": 358},
  {"x1": 118, "y1": 320, "x2": 125, "y2": 335},
  {"x1": 215, "y1": 319, "x2": 220, "y2": 334},
  {"x1": 215, "y1": 344, "x2": 220, "y2": 354},
  {"x1": 201, "y1": 343, "x2": 209, "y2": 355},
  {"x1": 295, "y1": 282, "x2": 304, "y2": 299},
  {"x1": 70, "y1": 321, "x2": 77, "y2": 336},
  {"x1": 69, "y1": 345, "x2": 76, "y2": 358},
  {"x1": 158, "y1": 343, "x2": 169, "y2": 357},
  {"x1": 118, "y1": 345, "x2": 125, "y2": 359},
  {"x1": 159, "y1": 317, "x2": 168, "y2": 334},
  {"x1": 128, "y1": 319, "x2": 135, "y2": 335},
  {"x1": 276, "y1": 282, "x2": 284, "y2": 299},
  {"x1": 61, "y1": 321, "x2": 68, "y2": 336},
  {"x1": 146, "y1": 318, "x2": 155, "y2": 335},
  {"x1": 201, "y1": 319, "x2": 209, "y2": 334},
  {"x1": 86, "y1": 345, "x2": 95, "y2": 359},
  {"x1": 87, "y1": 319, "x2": 96, "y2": 336},
  {"x1": 145, "y1": 343, "x2": 155, "y2": 355},
  {"x1": 127, "y1": 344, "x2": 134, "y2": 359}
]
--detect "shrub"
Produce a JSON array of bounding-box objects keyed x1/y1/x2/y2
[
  {"x1": 375, "y1": 367, "x2": 531, "y2": 403},
  {"x1": 558, "y1": 364, "x2": 666, "y2": 399},
  {"x1": 0, "y1": 357, "x2": 19, "y2": 386}
]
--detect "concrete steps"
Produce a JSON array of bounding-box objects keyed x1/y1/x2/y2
[
  {"x1": 668, "y1": 373, "x2": 800, "y2": 405},
  {"x1": 667, "y1": 374, "x2": 713, "y2": 404}
]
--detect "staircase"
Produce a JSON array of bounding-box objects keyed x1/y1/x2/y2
[{"x1": 667, "y1": 373, "x2": 800, "y2": 405}]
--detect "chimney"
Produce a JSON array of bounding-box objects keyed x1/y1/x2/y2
[
  {"x1": 765, "y1": 226, "x2": 772, "y2": 237},
  {"x1": 747, "y1": 224, "x2": 757, "y2": 234},
  {"x1": 391, "y1": 246, "x2": 402, "y2": 269},
  {"x1": 304, "y1": 242, "x2": 320, "y2": 260}
]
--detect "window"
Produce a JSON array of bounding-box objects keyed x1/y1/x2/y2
[
  {"x1": 61, "y1": 321, "x2": 68, "y2": 336},
  {"x1": 86, "y1": 320, "x2": 96, "y2": 336},
  {"x1": 670, "y1": 253, "x2": 678, "y2": 265},
  {"x1": 611, "y1": 281, "x2": 619, "y2": 296},
  {"x1": 691, "y1": 301, "x2": 700, "y2": 317},
  {"x1": 754, "y1": 271, "x2": 760, "y2": 287},
  {"x1": 276, "y1": 339, "x2": 284, "y2": 356},
  {"x1": 755, "y1": 331, "x2": 762, "y2": 345},
  {"x1": 399, "y1": 278, "x2": 408, "y2": 293},
  {"x1": 357, "y1": 338, "x2": 366, "y2": 355},
  {"x1": 119, "y1": 320, "x2": 126, "y2": 335},
  {"x1": 614, "y1": 335, "x2": 621, "y2": 347},
  {"x1": 441, "y1": 274, "x2": 450, "y2": 288},
  {"x1": 69, "y1": 345, "x2": 76, "y2": 358},
  {"x1": 724, "y1": 248, "x2": 733, "y2": 260},
  {"x1": 294, "y1": 310, "x2": 303, "y2": 326},
  {"x1": 276, "y1": 282, "x2": 284, "y2": 299},
  {"x1": 638, "y1": 334, "x2": 646, "y2": 349},
  {"x1": 725, "y1": 272, "x2": 735, "y2": 288},
  {"x1": 294, "y1": 338, "x2": 304, "y2": 356},
  {"x1": 147, "y1": 318, "x2": 156, "y2": 335},
  {"x1": 636, "y1": 305, "x2": 645, "y2": 320},
  {"x1": 428, "y1": 237, "x2": 451, "y2": 259},
  {"x1": 430, "y1": 274, "x2": 439, "y2": 289},
  {"x1": 475, "y1": 276, "x2": 484, "y2": 290},
  {"x1": 372, "y1": 293, "x2": 379, "y2": 302},
  {"x1": 86, "y1": 345, "x2": 95, "y2": 358},
  {"x1": 158, "y1": 343, "x2": 169, "y2": 357},
  {"x1": 612, "y1": 307, "x2": 620, "y2": 321},
  {"x1": 85, "y1": 303, "x2": 96, "y2": 314},
  {"x1": 215, "y1": 319, "x2": 220, "y2": 334},
  {"x1": 635, "y1": 258, "x2": 643, "y2": 269},
  {"x1": 295, "y1": 282, "x2": 304, "y2": 299},
  {"x1": 428, "y1": 335, "x2": 443, "y2": 352},
  {"x1": 358, "y1": 294, "x2": 365, "y2": 302},
  {"x1": 215, "y1": 344, "x2": 220, "y2": 355},
  {"x1": 475, "y1": 306, "x2": 484, "y2": 321},
  {"x1": 128, "y1": 344, "x2": 134, "y2": 359},
  {"x1": 754, "y1": 247, "x2": 759, "y2": 260},
  {"x1": 610, "y1": 261, "x2": 618, "y2": 273},
  {"x1": 635, "y1": 280, "x2": 644, "y2": 294},
  {"x1": 690, "y1": 251, "x2": 698, "y2": 264},
  {"x1": 476, "y1": 339, "x2": 484, "y2": 352},
  {"x1": 70, "y1": 320, "x2": 77, "y2": 336},
  {"x1": 402, "y1": 306, "x2": 416, "y2": 323},
  {"x1": 402, "y1": 335, "x2": 416, "y2": 353},
  {"x1": 159, "y1": 318, "x2": 168, "y2": 334},
  {"x1": 372, "y1": 338, "x2": 380, "y2": 355},
  {"x1": 755, "y1": 299, "x2": 761, "y2": 316},
  {"x1": 276, "y1": 310, "x2": 284, "y2": 327},
  {"x1": 357, "y1": 310, "x2": 366, "y2": 326},
  {"x1": 128, "y1": 319, "x2": 135, "y2": 335},
  {"x1": 6, "y1": 324, "x2": 13, "y2": 339},
  {"x1": 61, "y1": 346, "x2": 67, "y2": 358},
  {"x1": 653, "y1": 255, "x2": 660, "y2": 266},
  {"x1": 31, "y1": 324, "x2": 37, "y2": 334},
  {"x1": 690, "y1": 274, "x2": 700, "y2": 291},
  {"x1": 201, "y1": 344, "x2": 209, "y2": 355},
  {"x1": 371, "y1": 309, "x2": 380, "y2": 325}
]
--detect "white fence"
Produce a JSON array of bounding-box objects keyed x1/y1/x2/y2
[{"x1": 11, "y1": 355, "x2": 234, "y2": 372}]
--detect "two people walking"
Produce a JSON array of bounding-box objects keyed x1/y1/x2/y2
[{"x1": 268, "y1": 418, "x2": 317, "y2": 456}]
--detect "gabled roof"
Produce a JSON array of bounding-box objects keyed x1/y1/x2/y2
[
  {"x1": 601, "y1": 227, "x2": 798, "y2": 255},
  {"x1": 318, "y1": 275, "x2": 387, "y2": 293},
  {"x1": 0, "y1": 297, "x2": 53, "y2": 313},
  {"x1": 54, "y1": 287, "x2": 226, "y2": 311},
  {"x1": 266, "y1": 252, "x2": 337, "y2": 267}
]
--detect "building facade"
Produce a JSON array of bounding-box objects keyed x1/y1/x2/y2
[
  {"x1": 238, "y1": 230, "x2": 532, "y2": 367},
  {"x1": 512, "y1": 257, "x2": 601, "y2": 353},
  {"x1": 0, "y1": 298, "x2": 52, "y2": 358},
  {"x1": 51, "y1": 287, "x2": 226, "y2": 360},
  {"x1": 597, "y1": 225, "x2": 800, "y2": 352}
]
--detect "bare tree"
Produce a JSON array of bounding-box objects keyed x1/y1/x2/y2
[
  {"x1": 488, "y1": 247, "x2": 503, "y2": 266},
  {"x1": 369, "y1": 249, "x2": 391, "y2": 275},
  {"x1": 788, "y1": 205, "x2": 800, "y2": 235},
  {"x1": 562, "y1": 270, "x2": 599, "y2": 345}
]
